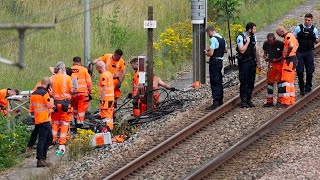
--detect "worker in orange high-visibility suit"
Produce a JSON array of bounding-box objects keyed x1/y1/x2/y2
[
  {"x1": 96, "y1": 61, "x2": 115, "y2": 131},
  {"x1": 0, "y1": 88, "x2": 19, "y2": 116},
  {"x1": 71, "y1": 57, "x2": 92, "y2": 128},
  {"x1": 50, "y1": 62, "x2": 73, "y2": 153},
  {"x1": 93, "y1": 49, "x2": 126, "y2": 108},
  {"x1": 127, "y1": 58, "x2": 144, "y2": 117},
  {"x1": 276, "y1": 26, "x2": 299, "y2": 107},
  {"x1": 127, "y1": 58, "x2": 176, "y2": 116},
  {"x1": 29, "y1": 77, "x2": 54, "y2": 167},
  {"x1": 262, "y1": 33, "x2": 285, "y2": 107}
]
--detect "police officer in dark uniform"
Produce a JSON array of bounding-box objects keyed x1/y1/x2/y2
[
  {"x1": 205, "y1": 26, "x2": 227, "y2": 110},
  {"x1": 236, "y1": 22, "x2": 261, "y2": 108},
  {"x1": 293, "y1": 13, "x2": 319, "y2": 96}
]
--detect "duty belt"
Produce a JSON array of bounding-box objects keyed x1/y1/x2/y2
[{"x1": 208, "y1": 57, "x2": 223, "y2": 63}]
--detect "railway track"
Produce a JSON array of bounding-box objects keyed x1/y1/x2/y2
[
  {"x1": 185, "y1": 83, "x2": 320, "y2": 179},
  {"x1": 103, "y1": 45, "x2": 320, "y2": 180}
]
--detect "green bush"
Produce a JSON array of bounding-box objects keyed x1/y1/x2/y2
[{"x1": 0, "y1": 116, "x2": 29, "y2": 170}]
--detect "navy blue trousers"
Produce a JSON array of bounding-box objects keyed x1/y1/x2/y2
[
  {"x1": 36, "y1": 122, "x2": 52, "y2": 160},
  {"x1": 296, "y1": 50, "x2": 314, "y2": 92},
  {"x1": 209, "y1": 60, "x2": 223, "y2": 102},
  {"x1": 239, "y1": 60, "x2": 256, "y2": 100}
]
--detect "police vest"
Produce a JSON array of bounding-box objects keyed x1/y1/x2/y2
[
  {"x1": 297, "y1": 24, "x2": 316, "y2": 51},
  {"x1": 211, "y1": 36, "x2": 226, "y2": 58},
  {"x1": 236, "y1": 33, "x2": 256, "y2": 60}
]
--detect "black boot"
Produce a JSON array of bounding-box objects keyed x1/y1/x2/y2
[
  {"x1": 247, "y1": 97, "x2": 255, "y2": 107},
  {"x1": 297, "y1": 73, "x2": 305, "y2": 95},
  {"x1": 240, "y1": 97, "x2": 249, "y2": 108},
  {"x1": 205, "y1": 100, "x2": 223, "y2": 110}
]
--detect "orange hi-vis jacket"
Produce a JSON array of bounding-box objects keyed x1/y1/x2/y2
[
  {"x1": 0, "y1": 89, "x2": 9, "y2": 115},
  {"x1": 71, "y1": 65, "x2": 92, "y2": 94},
  {"x1": 99, "y1": 71, "x2": 114, "y2": 101},
  {"x1": 99, "y1": 54, "x2": 126, "y2": 76},
  {"x1": 30, "y1": 87, "x2": 54, "y2": 124},
  {"x1": 50, "y1": 73, "x2": 73, "y2": 100},
  {"x1": 132, "y1": 71, "x2": 140, "y2": 97},
  {"x1": 283, "y1": 32, "x2": 299, "y2": 57},
  {"x1": 153, "y1": 76, "x2": 160, "y2": 102}
]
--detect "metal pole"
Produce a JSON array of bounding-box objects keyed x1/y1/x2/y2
[
  {"x1": 146, "y1": 6, "x2": 154, "y2": 111},
  {"x1": 0, "y1": 23, "x2": 54, "y2": 68},
  {"x1": 17, "y1": 29, "x2": 26, "y2": 69},
  {"x1": 84, "y1": 0, "x2": 91, "y2": 67}
]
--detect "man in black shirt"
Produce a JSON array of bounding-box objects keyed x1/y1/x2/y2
[{"x1": 262, "y1": 33, "x2": 284, "y2": 107}]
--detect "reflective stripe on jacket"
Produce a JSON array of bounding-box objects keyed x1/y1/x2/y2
[{"x1": 30, "y1": 87, "x2": 54, "y2": 124}]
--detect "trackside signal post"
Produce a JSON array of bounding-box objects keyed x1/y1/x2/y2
[
  {"x1": 145, "y1": 6, "x2": 156, "y2": 111},
  {"x1": 191, "y1": 0, "x2": 207, "y2": 84}
]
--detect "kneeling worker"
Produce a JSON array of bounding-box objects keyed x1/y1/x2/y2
[
  {"x1": 128, "y1": 57, "x2": 176, "y2": 117},
  {"x1": 0, "y1": 88, "x2": 19, "y2": 116}
]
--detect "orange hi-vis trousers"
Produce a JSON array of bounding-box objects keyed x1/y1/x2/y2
[
  {"x1": 100, "y1": 99, "x2": 114, "y2": 130},
  {"x1": 51, "y1": 100, "x2": 73, "y2": 145},
  {"x1": 71, "y1": 93, "x2": 89, "y2": 125},
  {"x1": 278, "y1": 56, "x2": 297, "y2": 105},
  {"x1": 113, "y1": 79, "x2": 121, "y2": 100},
  {"x1": 266, "y1": 62, "x2": 283, "y2": 103}
]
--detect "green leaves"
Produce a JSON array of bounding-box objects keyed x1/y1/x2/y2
[
  {"x1": 0, "y1": 116, "x2": 29, "y2": 170},
  {"x1": 207, "y1": 0, "x2": 242, "y2": 22}
]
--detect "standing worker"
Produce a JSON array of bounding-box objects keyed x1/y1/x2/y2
[
  {"x1": 205, "y1": 26, "x2": 227, "y2": 110},
  {"x1": 71, "y1": 57, "x2": 92, "y2": 128},
  {"x1": 50, "y1": 62, "x2": 73, "y2": 153},
  {"x1": 96, "y1": 61, "x2": 115, "y2": 131},
  {"x1": 276, "y1": 26, "x2": 299, "y2": 107},
  {"x1": 236, "y1": 22, "x2": 261, "y2": 108},
  {"x1": 128, "y1": 57, "x2": 144, "y2": 116},
  {"x1": 262, "y1": 33, "x2": 284, "y2": 107},
  {"x1": 29, "y1": 77, "x2": 54, "y2": 167},
  {"x1": 93, "y1": 49, "x2": 126, "y2": 108},
  {"x1": 293, "y1": 13, "x2": 319, "y2": 96}
]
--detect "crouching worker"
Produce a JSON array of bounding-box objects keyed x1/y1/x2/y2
[
  {"x1": 96, "y1": 61, "x2": 115, "y2": 131},
  {"x1": 128, "y1": 57, "x2": 176, "y2": 117},
  {"x1": 0, "y1": 88, "x2": 19, "y2": 116},
  {"x1": 50, "y1": 62, "x2": 73, "y2": 153},
  {"x1": 29, "y1": 77, "x2": 54, "y2": 167}
]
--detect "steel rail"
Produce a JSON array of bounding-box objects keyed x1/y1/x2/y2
[
  {"x1": 104, "y1": 78, "x2": 267, "y2": 180},
  {"x1": 183, "y1": 44, "x2": 320, "y2": 180}
]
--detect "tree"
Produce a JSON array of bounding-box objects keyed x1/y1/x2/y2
[{"x1": 207, "y1": 0, "x2": 242, "y2": 23}]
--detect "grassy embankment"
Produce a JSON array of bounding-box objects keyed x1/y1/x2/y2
[
  {"x1": 0, "y1": 0, "x2": 308, "y2": 98},
  {"x1": 0, "y1": 0, "x2": 190, "y2": 91}
]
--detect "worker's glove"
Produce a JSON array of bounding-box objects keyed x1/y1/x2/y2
[
  {"x1": 170, "y1": 87, "x2": 176, "y2": 91},
  {"x1": 126, "y1": 93, "x2": 132, "y2": 99},
  {"x1": 88, "y1": 94, "x2": 93, "y2": 101},
  {"x1": 116, "y1": 81, "x2": 122, "y2": 89}
]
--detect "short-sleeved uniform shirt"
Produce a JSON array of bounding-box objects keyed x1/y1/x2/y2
[
  {"x1": 209, "y1": 33, "x2": 227, "y2": 60},
  {"x1": 236, "y1": 33, "x2": 258, "y2": 46},
  {"x1": 99, "y1": 54, "x2": 126, "y2": 75},
  {"x1": 293, "y1": 24, "x2": 319, "y2": 38},
  {"x1": 262, "y1": 40, "x2": 284, "y2": 60}
]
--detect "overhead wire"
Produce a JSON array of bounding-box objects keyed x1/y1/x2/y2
[{"x1": 0, "y1": 0, "x2": 116, "y2": 47}]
